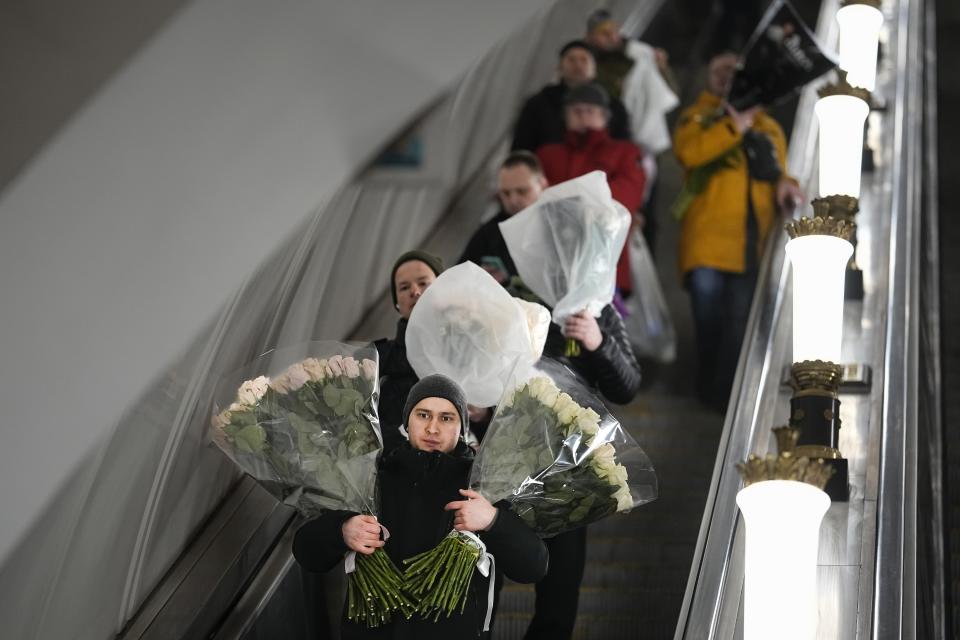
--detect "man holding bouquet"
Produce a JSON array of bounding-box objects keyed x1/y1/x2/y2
[
  {"x1": 534, "y1": 83, "x2": 646, "y2": 296},
  {"x1": 293, "y1": 375, "x2": 548, "y2": 639}
]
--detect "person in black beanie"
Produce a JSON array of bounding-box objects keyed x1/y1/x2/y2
[
  {"x1": 292, "y1": 375, "x2": 548, "y2": 640},
  {"x1": 374, "y1": 250, "x2": 445, "y2": 454}
]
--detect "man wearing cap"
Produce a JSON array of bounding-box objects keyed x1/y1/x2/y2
[
  {"x1": 511, "y1": 39, "x2": 632, "y2": 154},
  {"x1": 293, "y1": 374, "x2": 548, "y2": 639},
  {"x1": 374, "y1": 250, "x2": 445, "y2": 454},
  {"x1": 534, "y1": 82, "x2": 646, "y2": 294}
]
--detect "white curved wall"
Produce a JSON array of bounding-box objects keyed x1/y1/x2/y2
[
  {"x1": 0, "y1": 0, "x2": 557, "y2": 636},
  {"x1": 0, "y1": 0, "x2": 661, "y2": 637}
]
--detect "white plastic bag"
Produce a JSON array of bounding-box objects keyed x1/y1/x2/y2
[
  {"x1": 623, "y1": 229, "x2": 676, "y2": 363},
  {"x1": 405, "y1": 262, "x2": 550, "y2": 407},
  {"x1": 500, "y1": 171, "x2": 631, "y2": 325}
]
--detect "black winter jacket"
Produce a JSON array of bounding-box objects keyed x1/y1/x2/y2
[
  {"x1": 543, "y1": 304, "x2": 642, "y2": 404},
  {"x1": 458, "y1": 210, "x2": 518, "y2": 282},
  {"x1": 292, "y1": 443, "x2": 549, "y2": 640},
  {"x1": 374, "y1": 319, "x2": 417, "y2": 455},
  {"x1": 511, "y1": 83, "x2": 632, "y2": 153}
]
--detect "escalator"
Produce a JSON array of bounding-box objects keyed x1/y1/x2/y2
[{"x1": 113, "y1": 0, "x2": 945, "y2": 638}]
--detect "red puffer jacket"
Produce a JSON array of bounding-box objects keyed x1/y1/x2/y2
[{"x1": 536, "y1": 129, "x2": 646, "y2": 291}]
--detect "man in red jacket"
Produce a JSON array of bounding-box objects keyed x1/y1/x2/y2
[{"x1": 535, "y1": 83, "x2": 646, "y2": 293}]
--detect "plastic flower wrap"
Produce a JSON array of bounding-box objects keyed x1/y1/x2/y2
[
  {"x1": 405, "y1": 262, "x2": 551, "y2": 407},
  {"x1": 500, "y1": 171, "x2": 631, "y2": 355},
  {"x1": 209, "y1": 341, "x2": 413, "y2": 627},
  {"x1": 470, "y1": 358, "x2": 658, "y2": 537}
]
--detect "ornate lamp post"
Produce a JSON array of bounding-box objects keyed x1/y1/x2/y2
[{"x1": 783, "y1": 216, "x2": 856, "y2": 501}]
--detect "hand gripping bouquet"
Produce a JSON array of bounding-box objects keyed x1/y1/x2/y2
[
  {"x1": 209, "y1": 341, "x2": 414, "y2": 627},
  {"x1": 405, "y1": 261, "x2": 550, "y2": 407},
  {"x1": 471, "y1": 358, "x2": 658, "y2": 536},
  {"x1": 500, "y1": 171, "x2": 631, "y2": 357}
]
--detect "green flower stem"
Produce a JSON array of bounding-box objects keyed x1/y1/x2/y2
[
  {"x1": 346, "y1": 548, "x2": 415, "y2": 627},
  {"x1": 403, "y1": 534, "x2": 480, "y2": 621},
  {"x1": 564, "y1": 338, "x2": 581, "y2": 357}
]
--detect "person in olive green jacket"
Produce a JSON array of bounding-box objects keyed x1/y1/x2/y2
[{"x1": 673, "y1": 52, "x2": 803, "y2": 410}]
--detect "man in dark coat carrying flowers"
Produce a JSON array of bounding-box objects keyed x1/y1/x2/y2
[{"x1": 293, "y1": 375, "x2": 548, "y2": 639}]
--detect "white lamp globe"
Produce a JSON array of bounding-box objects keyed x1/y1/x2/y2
[
  {"x1": 837, "y1": 3, "x2": 884, "y2": 92},
  {"x1": 785, "y1": 235, "x2": 854, "y2": 364},
  {"x1": 737, "y1": 480, "x2": 830, "y2": 640},
  {"x1": 815, "y1": 94, "x2": 870, "y2": 198}
]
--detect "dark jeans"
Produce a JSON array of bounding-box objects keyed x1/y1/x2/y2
[
  {"x1": 524, "y1": 527, "x2": 587, "y2": 640},
  {"x1": 686, "y1": 267, "x2": 758, "y2": 411}
]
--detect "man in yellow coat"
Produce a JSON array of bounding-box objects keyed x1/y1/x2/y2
[{"x1": 673, "y1": 52, "x2": 802, "y2": 410}]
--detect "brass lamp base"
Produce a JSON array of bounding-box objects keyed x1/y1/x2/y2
[
  {"x1": 736, "y1": 452, "x2": 835, "y2": 491},
  {"x1": 789, "y1": 361, "x2": 843, "y2": 396},
  {"x1": 811, "y1": 195, "x2": 860, "y2": 224},
  {"x1": 783, "y1": 361, "x2": 850, "y2": 502},
  {"x1": 780, "y1": 363, "x2": 872, "y2": 392},
  {"x1": 771, "y1": 426, "x2": 850, "y2": 502},
  {"x1": 785, "y1": 215, "x2": 856, "y2": 241}
]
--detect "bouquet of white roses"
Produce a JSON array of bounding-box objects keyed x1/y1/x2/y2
[
  {"x1": 406, "y1": 262, "x2": 550, "y2": 407},
  {"x1": 470, "y1": 358, "x2": 658, "y2": 536},
  {"x1": 500, "y1": 171, "x2": 631, "y2": 357},
  {"x1": 210, "y1": 341, "x2": 413, "y2": 627}
]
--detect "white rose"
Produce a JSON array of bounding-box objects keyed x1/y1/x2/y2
[
  {"x1": 301, "y1": 358, "x2": 326, "y2": 381},
  {"x1": 238, "y1": 376, "x2": 270, "y2": 405},
  {"x1": 592, "y1": 457, "x2": 616, "y2": 480},
  {"x1": 554, "y1": 393, "x2": 579, "y2": 424},
  {"x1": 515, "y1": 299, "x2": 550, "y2": 358},
  {"x1": 540, "y1": 386, "x2": 559, "y2": 407},
  {"x1": 210, "y1": 410, "x2": 232, "y2": 430},
  {"x1": 576, "y1": 409, "x2": 601, "y2": 436},
  {"x1": 342, "y1": 357, "x2": 361, "y2": 378},
  {"x1": 250, "y1": 375, "x2": 269, "y2": 397},
  {"x1": 283, "y1": 363, "x2": 310, "y2": 391},
  {"x1": 327, "y1": 355, "x2": 345, "y2": 377},
  {"x1": 526, "y1": 377, "x2": 546, "y2": 399},
  {"x1": 592, "y1": 442, "x2": 617, "y2": 465},
  {"x1": 614, "y1": 486, "x2": 634, "y2": 512},
  {"x1": 269, "y1": 373, "x2": 292, "y2": 394},
  {"x1": 360, "y1": 358, "x2": 378, "y2": 381},
  {"x1": 611, "y1": 463, "x2": 629, "y2": 487},
  {"x1": 228, "y1": 402, "x2": 244, "y2": 413}
]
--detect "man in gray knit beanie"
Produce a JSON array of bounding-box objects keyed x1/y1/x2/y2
[{"x1": 402, "y1": 374, "x2": 469, "y2": 451}]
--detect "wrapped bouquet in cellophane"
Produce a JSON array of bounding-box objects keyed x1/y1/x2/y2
[
  {"x1": 471, "y1": 358, "x2": 658, "y2": 537},
  {"x1": 209, "y1": 341, "x2": 413, "y2": 627}
]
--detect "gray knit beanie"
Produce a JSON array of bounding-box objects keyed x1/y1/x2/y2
[
  {"x1": 390, "y1": 250, "x2": 445, "y2": 307},
  {"x1": 402, "y1": 374, "x2": 469, "y2": 438}
]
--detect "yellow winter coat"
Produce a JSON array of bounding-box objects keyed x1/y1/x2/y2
[{"x1": 673, "y1": 91, "x2": 791, "y2": 275}]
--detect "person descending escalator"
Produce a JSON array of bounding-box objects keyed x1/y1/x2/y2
[
  {"x1": 292, "y1": 375, "x2": 549, "y2": 640},
  {"x1": 374, "y1": 250, "x2": 444, "y2": 454}
]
